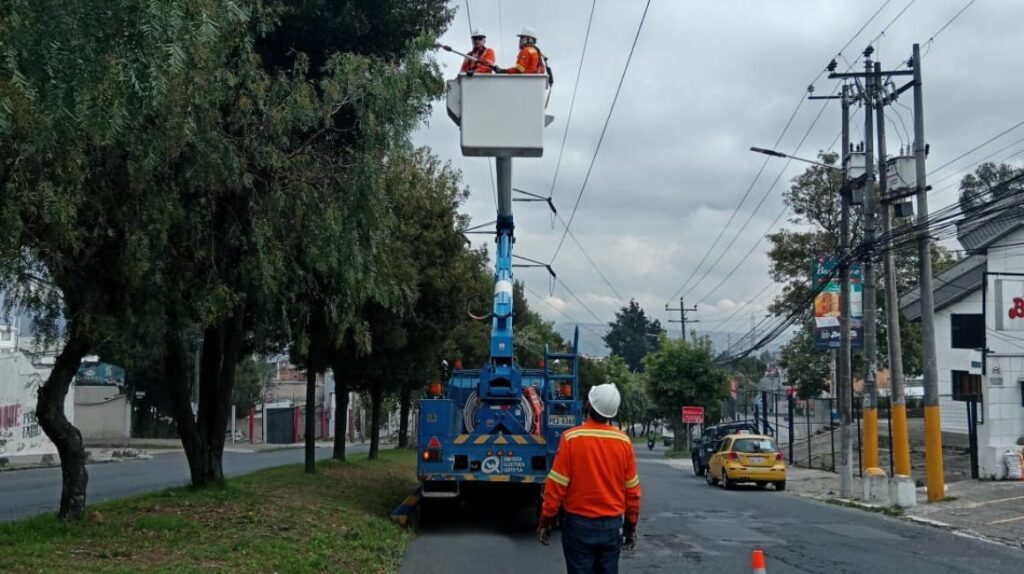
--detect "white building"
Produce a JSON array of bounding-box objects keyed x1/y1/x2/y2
[
  {"x1": 902, "y1": 204, "x2": 1024, "y2": 478},
  {"x1": 0, "y1": 331, "x2": 74, "y2": 463}
]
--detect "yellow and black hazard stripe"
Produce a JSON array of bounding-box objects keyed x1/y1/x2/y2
[
  {"x1": 451, "y1": 434, "x2": 547, "y2": 446},
  {"x1": 422, "y1": 473, "x2": 544, "y2": 483}
]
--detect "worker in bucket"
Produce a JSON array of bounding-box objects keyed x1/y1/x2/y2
[
  {"x1": 538, "y1": 383, "x2": 641, "y2": 573},
  {"x1": 459, "y1": 28, "x2": 496, "y2": 75},
  {"x1": 499, "y1": 27, "x2": 549, "y2": 79}
]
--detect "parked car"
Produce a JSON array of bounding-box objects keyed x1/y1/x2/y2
[
  {"x1": 691, "y1": 420, "x2": 760, "y2": 476},
  {"x1": 705, "y1": 434, "x2": 786, "y2": 491}
]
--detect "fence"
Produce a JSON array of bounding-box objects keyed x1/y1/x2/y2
[{"x1": 723, "y1": 391, "x2": 975, "y2": 479}]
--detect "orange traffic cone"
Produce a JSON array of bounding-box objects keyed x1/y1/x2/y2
[{"x1": 752, "y1": 549, "x2": 767, "y2": 573}]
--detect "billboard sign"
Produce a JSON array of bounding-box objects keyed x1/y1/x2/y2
[
  {"x1": 812, "y1": 256, "x2": 863, "y2": 350},
  {"x1": 681, "y1": 406, "x2": 704, "y2": 424}
]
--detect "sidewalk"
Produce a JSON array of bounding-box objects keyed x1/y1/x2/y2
[
  {"x1": 2, "y1": 438, "x2": 370, "y2": 471},
  {"x1": 786, "y1": 465, "x2": 1024, "y2": 548}
]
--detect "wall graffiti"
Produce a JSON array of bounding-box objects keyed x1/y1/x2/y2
[{"x1": 1, "y1": 353, "x2": 73, "y2": 459}]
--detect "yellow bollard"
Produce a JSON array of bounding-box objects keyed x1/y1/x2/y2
[
  {"x1": 924, "y1": 405, "x2": 945, "y2": 502},
  {"x1": 891, "y1": 404, "x2": 912, "y2": 477}
]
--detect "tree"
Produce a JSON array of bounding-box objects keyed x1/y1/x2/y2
[
  {"x1": 233, "y1": 357, "x2": 274, "y2": 412},
  {"x1": 603, "y1": 300, "x2": 663, "y2": 373},
  {"x1": 0, "y1": 0, "x2": 255, "y2": 520},
  {"x1": 958, "y1": 162, "x2": 1024, "y2": 211},
  {"x1": 645, "y1": 335, "x2": 729, "y2": 449}
]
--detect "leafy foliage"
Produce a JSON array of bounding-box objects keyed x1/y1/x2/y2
[
  {"x1": 603, "y1": 300, "x2": 663, "y2": 373},
  {"x1": 645, "y1": 335, "x2": 729, "y2": 434}
]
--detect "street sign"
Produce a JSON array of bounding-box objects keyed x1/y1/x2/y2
[{"x1": 681, "y1": 406, "x2": 704, "y2": 424}]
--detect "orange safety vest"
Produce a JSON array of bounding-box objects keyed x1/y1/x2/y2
[
  {"x1": 461, "y1": 46, "x2": 496, "y2": 74},
  {"x1": 542, "y1": 419, "x2": 642, "y2": 523},
  {"x1": 506, "y1": 44, "x2": 546, "y2": 75}
]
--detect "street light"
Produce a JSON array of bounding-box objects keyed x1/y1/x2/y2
[{"x1": 749, "y1": 147, "x2": 840, "y2": 171}]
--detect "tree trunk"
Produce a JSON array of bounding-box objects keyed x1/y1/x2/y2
[
  {"x1": 397, "y1": 384, "x2": 411, "y2": 449},
  {"x1": 304, "y1": 365, "x2": 317, "y2": 474},
  {"x1": 35, "y1": 326, "x2": 91, "y2": 521},
  {"x1": 369, "y1": 383, "x2": 382, "y2": 460},
  {"x1": 167, "y1": 309, "x2": 244, "y2": 488}
]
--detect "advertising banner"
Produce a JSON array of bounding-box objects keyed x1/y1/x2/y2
[{"x1": 812, "y1": 256, "x2": 863, "y2": 350}]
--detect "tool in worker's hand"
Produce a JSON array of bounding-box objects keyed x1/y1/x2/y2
[
  {"x1": 538, "y1": 526, "x2": 551, "y2": 546},
  {"x1": 434, "y1": 42, "x2": 501, "y2": 72}
]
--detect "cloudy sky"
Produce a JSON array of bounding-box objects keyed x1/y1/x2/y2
[{"x1": 412, "y1": 0, "x2": 1024, "y2": 341}]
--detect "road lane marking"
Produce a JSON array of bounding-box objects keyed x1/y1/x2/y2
[{"x1": 988, "y1": 514, "x2": 1024, "y2": 525}]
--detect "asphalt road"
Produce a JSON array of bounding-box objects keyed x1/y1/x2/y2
[
  {"x1": 0, "y1": 445, "x2": 366, "y2": 522},
  {"x1": 402, "y1": 445, "x2": 1022, "y2": 573}
]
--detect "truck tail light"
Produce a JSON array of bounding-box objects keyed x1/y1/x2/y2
[
  {"x1": 560, "y1": 383, "x2": 572, "y2": 398},
  {"x1": 423, "y1": 449, "x2": 441, "y2": 462}
]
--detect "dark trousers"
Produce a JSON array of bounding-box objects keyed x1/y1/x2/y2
[{"x1": 561, "y1": 513, "x2": 623, "y2": 574}]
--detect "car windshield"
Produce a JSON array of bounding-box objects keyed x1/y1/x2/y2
[{"x1": 732, "y1": 438, "x2": 777, "y2": 453}]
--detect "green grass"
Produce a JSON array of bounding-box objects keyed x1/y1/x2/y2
[
  {"x1": 825, "y1": 498, "x2": 905, "y2": 517},
  {"x1": 0, "y1": 449, "x2": 418, "y2": 573},
  {"x1": 664, "y1": 448, "x2": 691, "y2": 459}
]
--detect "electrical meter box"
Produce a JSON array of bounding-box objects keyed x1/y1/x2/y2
[
  {"x1": 886, "y1": 155, "x2": 918, "y2": 193},
  {"x1": 446, "y1": 74, "x2": 548, "y2": 157}
]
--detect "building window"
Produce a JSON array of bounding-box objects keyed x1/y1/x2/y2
[
  {"x1": 0, "y1": 330, "x2": 11, "y2": 342},
  {"x1": 951, "y1": 314, "x2": 984, "y2": 349}
]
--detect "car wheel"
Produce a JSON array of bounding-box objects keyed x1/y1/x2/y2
[
  {"x1": 705, "y1": 467, "x2": 718, "y2": 486},
  {"x1": 722, "y1": 471, "x2": 734, "y2": 490},
  {"x1": 775, "y1": 480, "x2": 786, "y2": 492},
  {"x1": 692, "y1": 460, "x2": 703, "y2": 477}
]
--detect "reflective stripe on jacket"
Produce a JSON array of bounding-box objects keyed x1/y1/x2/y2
[
  {"x1": 506, "y1": 45, "x2": 545, "y2": 74},
  {"x1": 461, "y1": 47, "x2": 496, "y2": 73},
  {"x1": 542, "y1": 419, "x2": 641, "y2": 523}
]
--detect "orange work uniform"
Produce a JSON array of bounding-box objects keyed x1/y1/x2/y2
[
  {"x1": 506, "y1": 44, "x2": 546, "y2": 74},
  {"x1": 461, "y1": 47, "x2": 496, "y2": 74},
  {"x1": 542, "y1": 419, "x2": 641, "y2": 524}
]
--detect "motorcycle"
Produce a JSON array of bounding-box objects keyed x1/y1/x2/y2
[{"x1": 647, "y1": 438, "x2": 655, "y2": 450}]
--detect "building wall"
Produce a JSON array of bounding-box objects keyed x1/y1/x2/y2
[
  {"x1": 0, "y1": 352, "x2": 74, "y2": 460},
  {"x1": 74, "y1": 385, "x2": 131, "y2": 439},
  {"x1": 978, "y1": 230, "x2": 1024, "y2": 477},
  {"x1": 934, "y1": 291, "x2": 984, "y2": 434}
]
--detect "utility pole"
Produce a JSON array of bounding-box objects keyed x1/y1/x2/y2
[
  {"x1": 838, "y1": 85, "x2": 855, "y2": 498},
  {"x1": 912, "y1": 42, "x2": 945, "y2": 502},
  {"x1": 666, "y1": 297, "x2": 698, "y2": 343},
  {"x1": 861, "y1": 47, "x2": 882, "y2": 477},
  {"x1": 810, "y1": 81, "x2": 855, "y2": 497},
  {"x1": 875, "y1": 61, "x2": 912, "y2": 479}
]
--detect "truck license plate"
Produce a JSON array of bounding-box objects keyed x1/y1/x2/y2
[{"x1": 548, "y1": 414, "x2": 576, "y2": 427}]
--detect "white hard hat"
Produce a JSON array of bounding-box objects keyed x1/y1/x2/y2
[
  {"x1": 471, "y1": 28, "x2": 486, "y2": 38},
  {"x1": 588, "y1": 383, "x2": 621, "y2": 419},
  {"x1": 518, "y1": 26, "x2": 537, "y2": 39}
]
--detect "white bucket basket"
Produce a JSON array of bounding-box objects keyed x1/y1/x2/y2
[{"x1": 446, "y1": 74, "x2": 549, "y2": 158}]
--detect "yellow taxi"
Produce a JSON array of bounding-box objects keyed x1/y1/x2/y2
[{"x1": 705, "y1": 433, "x2": 786, "y2": 491}]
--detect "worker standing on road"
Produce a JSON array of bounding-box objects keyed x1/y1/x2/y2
[
  {"x1": 460, "y1": 28, "x2": 496, "y2": 74},
  {"x1": 500, "y1": 27, "x2": 548, "y2": 77},
  {"x1": 538, "y1": 383, "x2": 641, "y2": 574}
]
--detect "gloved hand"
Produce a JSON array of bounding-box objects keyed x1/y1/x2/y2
[
  {"x1": 623, "y1": 520, "x2": 638, "y2": 551},
  {"x1": 537, "y1": 514, "x2": 555, "y2": 545}
]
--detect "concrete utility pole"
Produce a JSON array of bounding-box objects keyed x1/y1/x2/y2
[
  {"x1": 861, "y1": 48, "x2": 882, "y2": 478},
  {"x1": 666, "y1": 298, "x2": 699, "y2": 342},
  {"x1": 912, "y1": 43, "x2": 945, "y2": 502},
  {"x1": 874, "y1": 61, "x2": 912, "y2": 479},
  {"x1": 838, "y1": 85, "x2": 855, "y2": 498}
]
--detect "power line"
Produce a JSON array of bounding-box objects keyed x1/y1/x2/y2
[
  {"x1": 548, "y1": 0, "x2": 597, "y2": 201},
  {"x1": 927, "y1": 119, "x2": 1024, "y2": 177},
  {"x1": 555, "y1": 277, "x2": 608, "y2": 326},
  {"x1": 549, "y1": 0, "x2": 652, "y2": 267},
  {"x1": 554, "y1": 212, "x2": 624, "y2": 300},
  {"x1": 925, "y1": 0, "x2": 976, "y2": 48},
  {"x1": 664, "y1": 0, "x2": 895, "y2": 306},
  {"x1": 523, "y1": 284, "x2": 606, "y2": 340}
]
